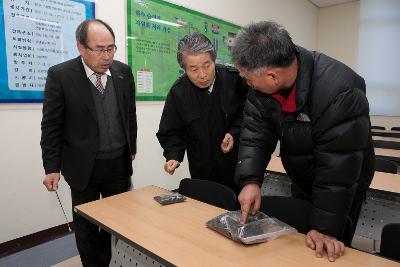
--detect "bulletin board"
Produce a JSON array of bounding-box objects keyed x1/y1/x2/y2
[
  {"x1": 127, "y1": 0, "x2": 241, "y2": 101},
  {"x1": 0, "y1": 0, "x2": 95, "y2": 103}
]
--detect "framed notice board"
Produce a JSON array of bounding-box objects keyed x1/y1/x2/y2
[
  {"x1": 127, "y1": 0, "x2": 241, "y2": 101},
  {"x1": 0, "y1": 0, "x2": 94, "y2": 103}
]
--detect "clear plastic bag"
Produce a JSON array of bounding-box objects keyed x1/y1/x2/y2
[
  {"x1": 206, "y1": 210, "x2": 297, "y2": 244},
  {"x1": 153, "y1": 193, "x2": 186, "y2": 205}
]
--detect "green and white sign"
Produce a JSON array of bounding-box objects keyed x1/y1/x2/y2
[{"x1": 127, "y1": 0, "x2": 240, "y2": 101}]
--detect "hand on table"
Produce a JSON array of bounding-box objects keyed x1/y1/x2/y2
[{"x1": 305, "y1": 229, "x2": 345, "y2": 262}]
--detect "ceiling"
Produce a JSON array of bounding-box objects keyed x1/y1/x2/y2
[{"x1": 309, "y1": 0, "x2": 356, "y2": 8}]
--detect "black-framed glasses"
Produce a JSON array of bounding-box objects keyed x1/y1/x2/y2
[{"x1": 85, "y1": 45, "x2": 117, "y2": 56}]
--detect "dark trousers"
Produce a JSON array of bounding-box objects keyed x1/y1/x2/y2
[
  {"x1": 191, "y1": 163, "x2": 240, "y2": 196},
  {"x1": 190, "y1": 148, "x2": 240, "y2": 195},
  {"x1": 71, "y1": 155, "x2": 131, "y2": 267}
]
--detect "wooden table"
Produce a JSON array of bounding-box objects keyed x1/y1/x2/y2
[
  {"x1": 373, "y1": 136, "x2": 400, "y2": 142},
  {"x1": 372, "y1": 130, "x2": 400, "y2": 138},
  {"x1": 267, "y1": 157, "x2": 400, "y2": 193},
  {"x1": 75, "y1": 186, "x2": 398, "y2": 267},
  {"x1": 375, "y1": 147, "x2": 400, "y2": 162},
  {"x1": 373, "y1": 130, "x2": 400, "y2": 133}
]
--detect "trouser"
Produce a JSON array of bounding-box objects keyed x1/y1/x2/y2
[
  {"x1": 189, "y1": 148, "x2": 240, "y2": 195},
  {"x1": 190, "y1": 163, "x2": 240, "y2": 195},
  {"x1": 71, "y1": 155, "x2": 131, "y2": 267}
]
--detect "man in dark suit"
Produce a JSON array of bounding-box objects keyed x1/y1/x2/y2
[{"x1": 41, "y1": 19, "x2": 137, "y2": 267}]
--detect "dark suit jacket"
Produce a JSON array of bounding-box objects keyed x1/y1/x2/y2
[{"x1": 41, "y1": 56, "x2": 137, "y2": 191}]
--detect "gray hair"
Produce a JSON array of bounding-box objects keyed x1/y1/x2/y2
[
  {"x1": 177, "y1": 32, "x2": 216, "y2": 69},
  {"x1": 231, "y1": 21, "x2": 296, "y2": 72},
  {"x1": 75, "y1": 19, "x2": 115, "y2": 47}
]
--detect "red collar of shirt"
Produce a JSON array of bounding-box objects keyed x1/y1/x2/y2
[{"x1": 272, "y1": 84, "x2": 297, "y2": 113}]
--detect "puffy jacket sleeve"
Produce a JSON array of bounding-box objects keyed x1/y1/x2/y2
[
  {"x1": 235, "y1": 90, "x2": 279, "y2": 186},
  {"x1": 156, "y1": 89, "x2": 186, "y2": 162},
  {"x1": 310, "y1": 87, "x2": 372, "y2": 238},
  {"x1": 227, "y1": 76, "x2": 250, "y2": 142}
]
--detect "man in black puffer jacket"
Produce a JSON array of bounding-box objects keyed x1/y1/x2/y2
[
  {"x1": 231, "y1": 21, "x2": 374, "y2": 262},
  {"x1": 157, "y1": 33, "x2": 249, "y2": 193}
]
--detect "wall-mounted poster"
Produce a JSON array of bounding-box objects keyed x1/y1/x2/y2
[
  {"x1": 0, "y1": 0, "x2": 95, "y2": 103},
  {"x1": 127, "y1": 0, "x2": 240, "y2": 101}
]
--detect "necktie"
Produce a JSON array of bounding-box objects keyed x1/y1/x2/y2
[{"x1": 95, "y1": 73, "x2": 105, "y2": 94}]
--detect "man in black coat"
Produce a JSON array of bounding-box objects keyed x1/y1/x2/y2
[
  {"x1": 157, "y1": 32, "x2": 248, "y2": 193},
  {"x1": 231, "y1": 21, "x2": 374, "y2": 261},
  {"x1": 41, "y1": 19, "x2": 137, "y2": 267}
]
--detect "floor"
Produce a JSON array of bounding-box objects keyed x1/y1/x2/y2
[
  {"x1": 0, "y1": 234, "x2": 80, "y2": 267},
  {"x1": 52, "y1": 256, "x2": 82, "y2": 267}
]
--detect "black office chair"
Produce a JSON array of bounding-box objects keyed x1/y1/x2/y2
[
  {"x1": 178, "y1": 178, "x2": 237, "y2": 211},
  {"x1": 373, "y1": 140, "x2": 400, "y2": 150},
  {"x1": 260, "y1": 196, "x2": 355, "y2": 245},
  {"x1": 391, "y1": 127, "x2": 400, "y2": 131},
  {"x1": 371, "y1": 126, "x2": 385, "y2": 130},
  {"x1": 380, "y1": 223, "x2": 400, "y2": 261},
  {"x1": 375, "y1": 157, "x2": 398, "y2": 174},
  {"x1": 260, "y1": 196, "x2": 311, "y2": 234}
]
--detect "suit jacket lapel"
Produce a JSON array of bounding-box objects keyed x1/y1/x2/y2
[{"x1": 70, "y1": 57, "x2": 98, "y2": 122}]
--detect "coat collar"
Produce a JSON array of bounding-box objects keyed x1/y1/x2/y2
[{"x1": 70, "y1": 57, "x2": 98, "y2": 122}]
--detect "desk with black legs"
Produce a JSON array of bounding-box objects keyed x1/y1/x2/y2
[
  {"x1": 372, "y1": 130, "x2": 400, "y2": 138},
  {"x1": 373, "y1": 136, "x2": 400, "y2": 143},
  {"x1": 266, "y1": 157, "x2": 400, "y2": 193},
  {"x1": 75, "y1": 186, "x2": 398, "y2": 267},
  {"x1": 375, "y1": 147, "x2": 400, "y2": 163}
]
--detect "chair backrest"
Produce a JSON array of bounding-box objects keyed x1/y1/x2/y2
[
  {"x1": 371, "y1": 126, "x2": 385, "y2": 130},
  {"x1": 391, "y1": 127, "x2": 400, "y2": 131},
  {"x1": 178, "y1": 178, "x2": 237, "y2": 210},
  {"x1": 260, "y1": 196, "x2": 311, "y2": 234},
  {"x1": 380, "y1": 223, "x2": 400, "y2": 261},
  {"x1": 260, "y1": 196, "x2": 354, "y2": 245},
  {"x1": 375, "y1": 157, "x2": 398, "y2": 174},
  {"x1": 373, "y1": 140, "x2": 400, "y2": 150}
]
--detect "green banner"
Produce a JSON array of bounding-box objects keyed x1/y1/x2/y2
[{"x1": 127, "y1": 0, "x2": 240, "y2": 101}]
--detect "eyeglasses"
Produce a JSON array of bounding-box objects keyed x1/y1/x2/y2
[{"x1": 85, "y1": 45, "x2": 117, "y2": 56}]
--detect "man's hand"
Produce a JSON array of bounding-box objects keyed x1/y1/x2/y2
[
  {"x1": 43, "y1": 173, "x2": 61, "y2": 191},
  {"x1": 164, "y1": 160, "x2": 180, "y2": 175},
  {"x1": 305, "y1": 229, "x2": 345, "y2": 262},
  {"x1": 238, "y1": 183, "x2": 261, "y2": 224},
  {"x1": 221, "y1": 133, "x2": 234, "y2": 153}
]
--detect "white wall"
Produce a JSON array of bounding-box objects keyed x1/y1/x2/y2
[
  {"x1": 0, "y1": 0, "x2": 317, "y2": 243},
  {"x1": 317, "y1": 1, "x2": 360, "y2": 70},
  {"x1": 316, "y1": 1, "x2": 399, "y2": 130}
]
